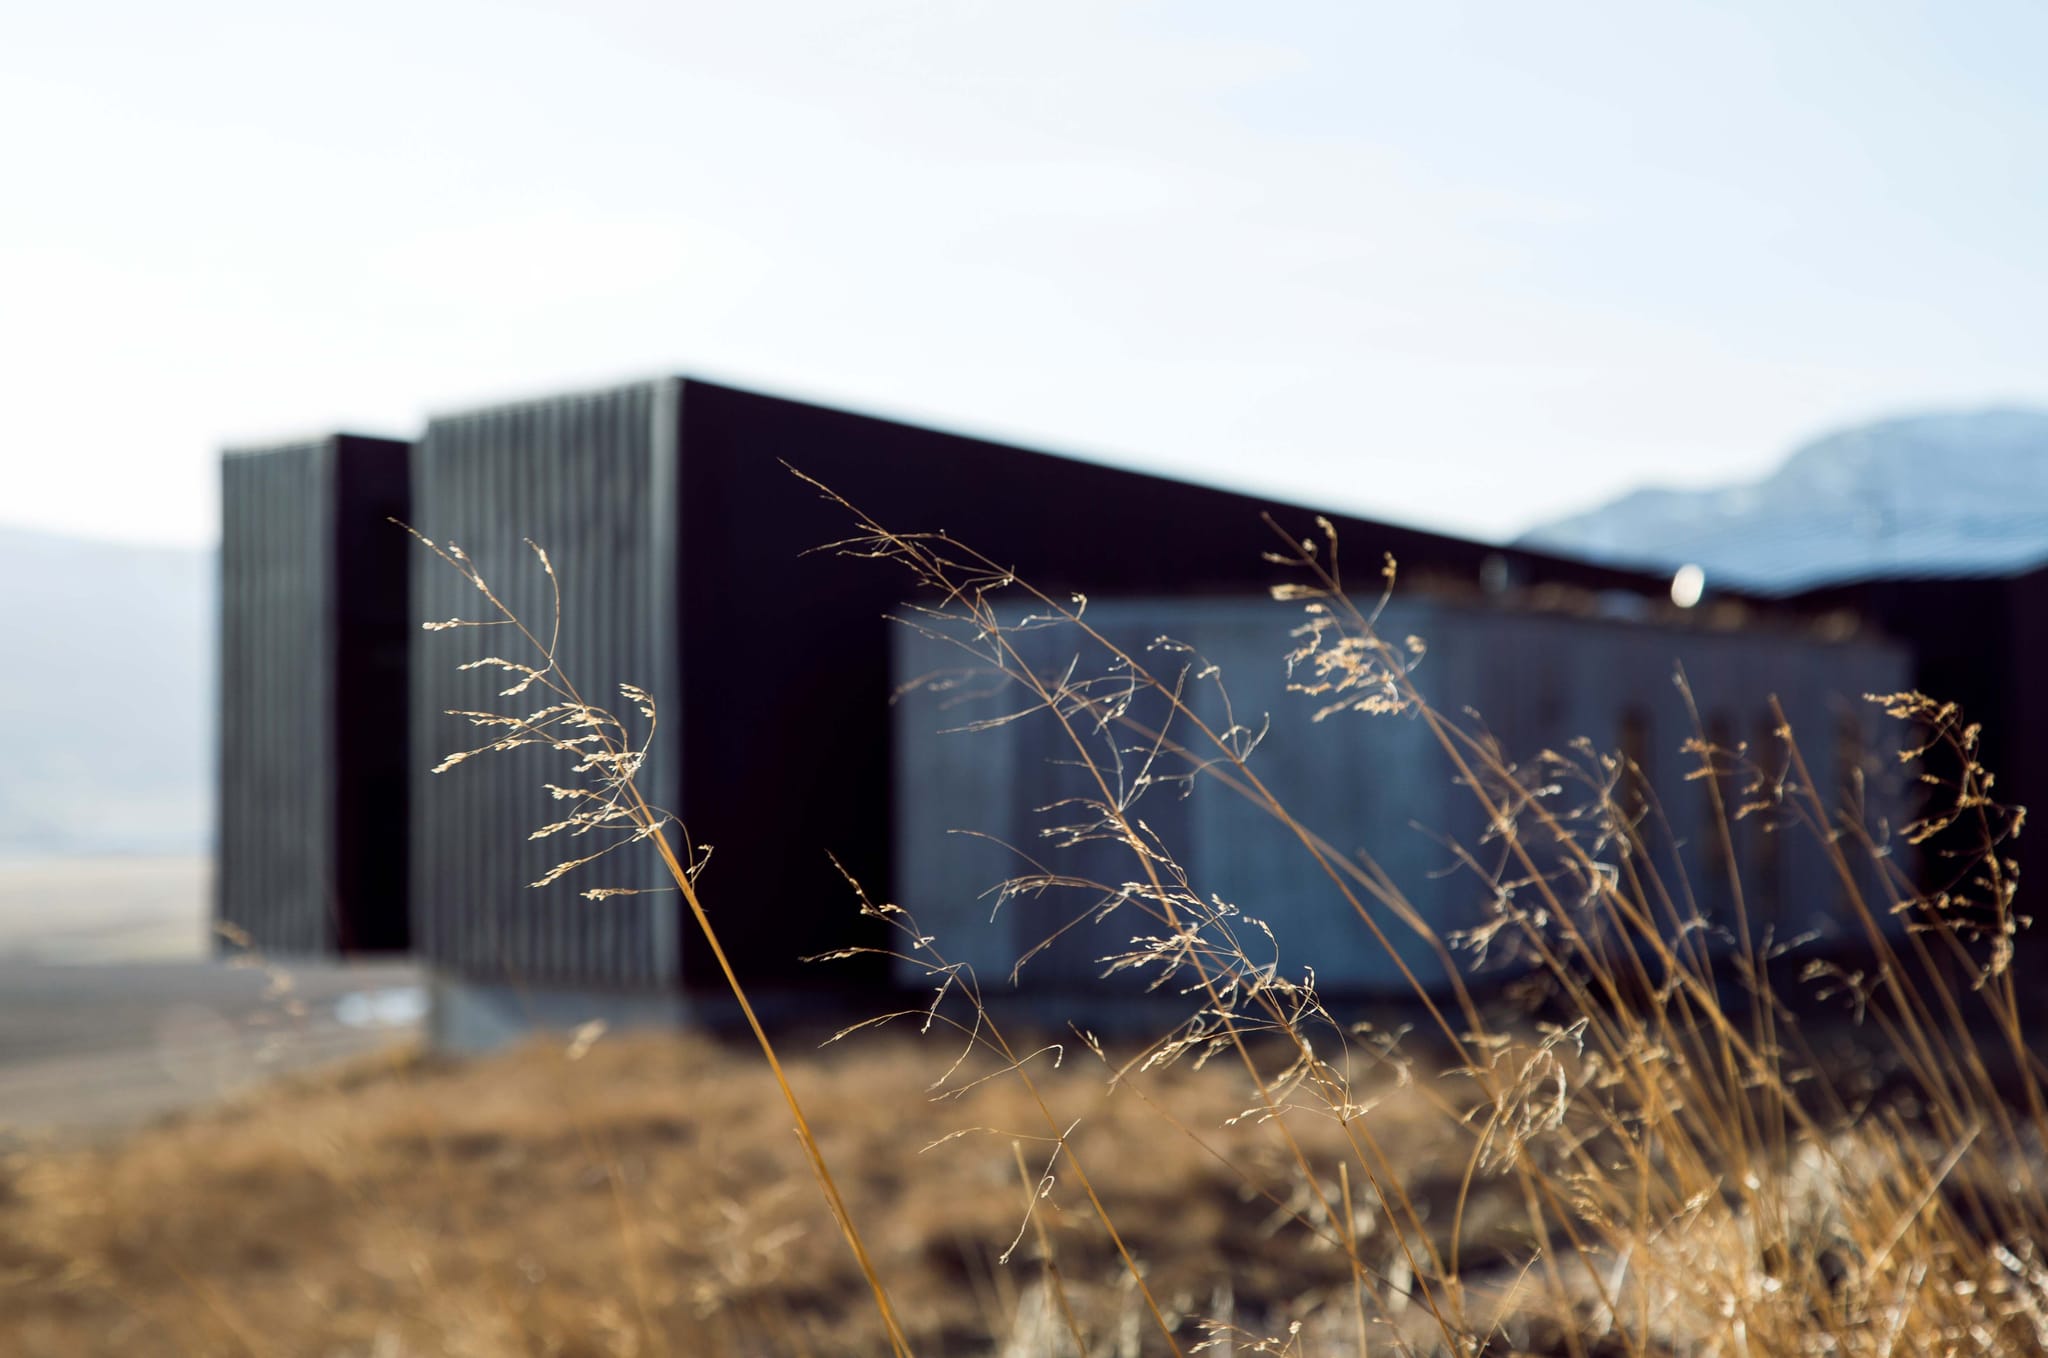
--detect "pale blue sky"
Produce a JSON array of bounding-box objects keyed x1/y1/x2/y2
[{"x1": 4, "y1": 1, "x2": 2043, "y2": 547}]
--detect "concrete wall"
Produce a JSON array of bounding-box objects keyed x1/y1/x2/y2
[{"x1": 893, "y1": 596, "x2": 1912, "y2": 1002}]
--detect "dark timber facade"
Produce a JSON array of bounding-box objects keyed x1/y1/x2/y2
[
  {"x1": 217, "y1": 434, "x2": 411, "y2": 956},
  {"x1": 403, "y1": 377, "x2": 1713, "y2": 1010},
  {"x1": 214, "y1": 377, "x2": 1949, "y2": 1043}
]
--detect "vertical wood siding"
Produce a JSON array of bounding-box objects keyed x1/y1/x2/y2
[
  {"x1": 217, "y1": 435, "x2": 411, "y2": 956},
  {"x1": 218, "y1": 442, "x2": 334, "y2": 954},
  {"x1": 410, "y1": 382, "x2": 681, "y2": 988}
]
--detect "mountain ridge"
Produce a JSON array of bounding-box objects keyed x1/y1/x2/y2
[{"x1": 1518, "y1": 408, "x2": 2048, "y2": 593}]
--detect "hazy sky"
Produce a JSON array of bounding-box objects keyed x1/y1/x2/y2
[{"x1": 6, "y1": 1, "x2": 2045, "y2": 548}]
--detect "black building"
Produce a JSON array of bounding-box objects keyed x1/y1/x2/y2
[
  {"x1": 217, "y1": 434, "x2": 411, "y2": 956},
  {"x1": 216, "y1": 377, "x2": 1927, "y2": 1044},
  {"x1": 402, "y1": 377, "x2": 1744, "y2": 1033}
]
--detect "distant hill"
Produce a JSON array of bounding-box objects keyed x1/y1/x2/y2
[
  {"x1": 0, "y1": 527, "x2": 211, "y2": 856},
  {"x1": 1519, "y1": 409, "x2": 2048, "y2": 594}
]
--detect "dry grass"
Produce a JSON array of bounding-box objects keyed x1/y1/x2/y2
[
  {"x1": 787, "y1": 487, "x2": 2048, "y2": 1356},
  {"x1": 11, "y1": 487, "x2": 2043, "y2": 1355},
  {"x1": 0, "y1": 1025, "x2": 1476, "y2": 1356}
]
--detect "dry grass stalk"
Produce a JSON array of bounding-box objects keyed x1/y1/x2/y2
[
  {"x1": 9, "y1": 486, "x2": 2040, "y2": 1355},
  {"x1": 403, "y1": 523, "x2": 916, "y2": 1357},
  {"x1": 797, "y1": 473, "x2": 2047, "y2": 1355}
]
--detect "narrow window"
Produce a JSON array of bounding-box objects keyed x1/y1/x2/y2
[
  {"x1": 1752, "y1": 712, "x2": 1784, "y2": 924},
  {"x1": 1837, "y1": 709, "x2": 1869, "y2": 914},
  {"x1": 1837, "y1": 709, "x2": 1867, "y2": 818},
  {"x1": 1703, "y1": 713, "x2": 1737, "y2": 908},
  {"x1": 1618, "y1": 706, "x2": 1653, "y2": 824}
]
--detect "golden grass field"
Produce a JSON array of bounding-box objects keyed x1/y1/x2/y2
[
  {"x1": 0, "y1": 1022, "x2": 1495, "y2": 1357},
  {"x1": 5, "y1": 987, "x2": 2042, "y2": 1357},
  {"x1": 12, "y1": 502, "x2": 2039, "y2": 1356}
]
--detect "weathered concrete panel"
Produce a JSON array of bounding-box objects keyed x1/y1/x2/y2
[{"x1": 893, "y1": 597, "x2": 1912, "y2": 1000}]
